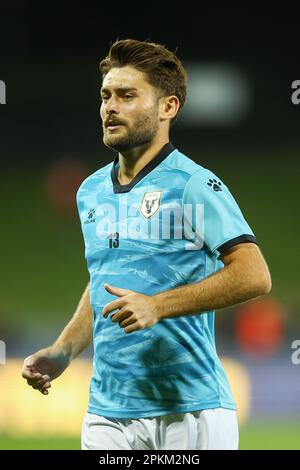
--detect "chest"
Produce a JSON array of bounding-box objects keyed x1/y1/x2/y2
[{"x1": 79, "y1": 185, "x2": 201, "y2": 254}]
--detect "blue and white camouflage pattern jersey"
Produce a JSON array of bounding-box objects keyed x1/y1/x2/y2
[{"x1": 76, "y1": 142, "x2": 257, "y2": 418}]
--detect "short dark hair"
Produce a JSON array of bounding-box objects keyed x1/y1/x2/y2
[{"x1": 99, "y1": 39, "x2": 187, "y2": 125}]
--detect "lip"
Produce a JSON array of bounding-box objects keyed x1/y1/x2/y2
[{"x1": 106, "y1": 124, "x2": 123, "y2": 131}]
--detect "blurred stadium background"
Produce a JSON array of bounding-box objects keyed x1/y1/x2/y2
[{"x1": 0, "y1": 3, "x2": 299, "y2": 450}]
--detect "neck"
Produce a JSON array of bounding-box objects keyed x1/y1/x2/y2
[{"x1": 117, "y1": 137, "x2": 169, "y2": 185}]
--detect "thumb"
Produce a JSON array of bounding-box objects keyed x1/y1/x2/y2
[{"x1": 104, "y1": 283, "x2": 133, "y2": 297}]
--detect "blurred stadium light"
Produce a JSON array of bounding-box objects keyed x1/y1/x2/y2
[
  {"x1": 180, "y1": 64, "x2": 251, "y2": 126},
  {"x1": 234, "y1": 297, "x2": 285, "y2": 358},
  {"x1": 0, "y1": 359, "x2": 92, "y2": 437},
  {"x1": 44, "y1": 158, "x2": 89, "y2": 216},
  {"x1": 0, "y1": 357, "x2": 250, "y2": 436}
]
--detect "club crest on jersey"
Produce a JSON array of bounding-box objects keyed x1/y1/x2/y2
[{"x1": 140, "y1": 191, "x2": 162, "y2": 218}]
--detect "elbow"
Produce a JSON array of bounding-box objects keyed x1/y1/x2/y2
[
  {"x1": 253, "y1": 267, "x2": 272, "y2": 296},
  {"x1": 259, "y1": 272, "x2": 272, "y2": 296}
]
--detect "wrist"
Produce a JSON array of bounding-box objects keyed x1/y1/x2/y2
[
  {"x1": 151, "y1": 293, "x2": 165, "y2": 322},
  {"x1": 51, "y1": 341, "x2": 73, "y2": 362}
]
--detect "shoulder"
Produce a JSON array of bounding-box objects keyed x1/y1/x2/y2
[
  {"x1": 166, "y1": 147, "x2": 224, "y2": 189},
  {"x1": 77, "y1": 161, "x2": 113, "y2": 197}
]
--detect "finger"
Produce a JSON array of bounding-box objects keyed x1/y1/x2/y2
[
  {"x1": 42, "y1": 382, "x2": 51, "y2": 391},
  {"x1": 104, "y1": 283, "x2": 133, "y2": 297},
  {"x1": 124, "y1": 322, "x2": 139, "y2": 334},
  {"x1": 32, "y1": 383, "x2": 44, "y2": 390},
  {"x1": 27, "y1": 374, "x2": 50, "y2": 387},
  {"x1": 111, "y1": 307, "x2": 131, "y2": 323},
  {"x1": 40, "y1": 389, "x2": 49, "y2": 396},
  {"x1": 32, "y1": 379, "x2": 51, "y2": 391},
  {"x1": 119, "y1": 316, "x2": 136, "y2": 329},
  {"x1": 102, "y1": 298, "x2": 126, "y2": 318},
  {"x1": 27, "y1": 377, "x2": 46, "y2": 387},
  {"x1": 22, "y1": 369, "x2": 43, "y2": 380}
]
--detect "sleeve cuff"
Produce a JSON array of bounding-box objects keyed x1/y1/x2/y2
[{"x1": 216, "y1": 234, "x2": 258, "y2": 256}]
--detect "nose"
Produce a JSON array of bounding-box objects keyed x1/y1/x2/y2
[{"x1": 104, "y1": 95, "x2": 119, "y2": 115}]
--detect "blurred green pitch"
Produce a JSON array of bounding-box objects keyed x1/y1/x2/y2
[{"x1": 0, "y1": 422, "x2": 299, "y2": 450}]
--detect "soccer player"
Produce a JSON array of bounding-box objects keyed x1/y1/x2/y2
[{"x1": 22, "y1": 39, "x2": 271, "y2": 450}]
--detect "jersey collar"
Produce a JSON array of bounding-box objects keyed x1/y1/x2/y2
[{"x1": 111, "y1": 142, "x2": 175, "y2": 194}]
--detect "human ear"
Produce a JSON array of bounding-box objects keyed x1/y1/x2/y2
[{"x1": 159, "y1": 95, "x2": 180, "y2": 121}]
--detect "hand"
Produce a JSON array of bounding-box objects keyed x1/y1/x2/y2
[
  {"x1": 102, "y1": 284, "x2": 160, "y2": 334},
  {"x1": 21, "y1": 346, "x2": 70, "y2": 395}
]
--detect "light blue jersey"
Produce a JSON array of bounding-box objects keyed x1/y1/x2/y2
[{"x1": 77, "y1": 143, "x2": 257, "y2": 418}]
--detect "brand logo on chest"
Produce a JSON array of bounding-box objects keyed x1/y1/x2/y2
[
  {"x1": 140, "y1": 191, "x2": 162, "y2": 218},
  {"x1": 84, "y1": 208, "x2": 96, "y2": 224}
]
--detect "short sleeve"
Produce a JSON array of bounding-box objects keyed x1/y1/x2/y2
[{"x1": 182, "y1": 169, "x2": 257, "y2": 256}]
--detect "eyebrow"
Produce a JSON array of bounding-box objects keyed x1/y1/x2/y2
[{"x1": 100, "y1": 86, "x2": 138, "y2": 94}]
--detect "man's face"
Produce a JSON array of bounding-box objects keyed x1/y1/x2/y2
[{"x1": 100, "y1": 66, "x2": 160, "y2": 152}]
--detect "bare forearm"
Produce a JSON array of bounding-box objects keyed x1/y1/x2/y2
[
  {"x1": 154, "y1": 248, "x2": 271, "y2": 320},
  {"x1": 52, "y1": 283, "x2": 93, "y2": 360}
]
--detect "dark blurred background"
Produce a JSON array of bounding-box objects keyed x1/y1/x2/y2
[{"x1": 0, "y1": 2, "x2": 299, "y2": 449}]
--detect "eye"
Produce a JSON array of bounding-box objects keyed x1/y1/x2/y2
[
  {"x1": 124, "y1": 94, "x2": 134, "y2": 100},
  {"x1": 101, "y1": 95, "x2": 109, "y2": 102}
]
